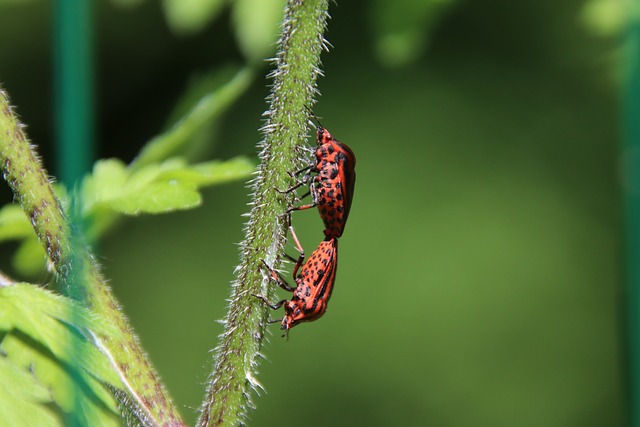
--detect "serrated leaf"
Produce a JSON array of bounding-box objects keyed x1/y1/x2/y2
[
  {"x1": 0, "y1": 284, "x2": 123, "y2": 387},
  {"x1": 127, "y1": 157, "x2": 188, "y2": 189},
  {"x1": 232, "y1": 0, "x2": 284, "y2": 61},
  {"x1": 114, "y1": 181, "x2": 202, "y2": 214},
  {"x1": 190, "y1": 156, "x2": 256, "y2": 186},
  {"x1": 0, "y1": 284, "x2": 125, "y2": 426},
  {"x1": 0, "y1": 356, "x2": 62, "y2": 427},
  {"x1": 81, "y1": 158, "x2": 129, "y2": 212},
  {"x1": 0, "y1": 204, "x2": 33, "y2": 241},
  {"x1": 1, "y1": 334, "x2": 121, "y2": 427},
  {"x1": 102, "y1": 158, "x2": 199, "y2": 214},
  {"x1": 82, "y1": 156, "x2": 254, "y2": 217},
  {"x1": 162, "y1": 0, "x2": 226, "y2": 34},
  {"x1": 81, "y1": 158, "x2": 196, "y2": 215},
  {"x1": 3, "y1": 333, "x2": 75, "y2": 411}
]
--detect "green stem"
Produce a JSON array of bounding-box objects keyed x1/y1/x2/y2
[
  {"x1": 0, "y1": 89, "x2": 72, "y2": 275},
  {"x1": 130, "y1": 66, "x2": 255, "y2": 172},
  {"x1": 197, "y1": 1, "x2": 330, "y2": 426},
  {"x1": 0, "y1": 87, "x2": 186, "y2": 426}
]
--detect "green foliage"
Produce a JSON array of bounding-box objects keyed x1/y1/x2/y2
[
  {"x1": 581, "y1": 0, "x2": 628, "y2": 37},
  {"x1": 0, "y1": 155, "x2": 254, "y2": 275},
  {"x1": 197, "y1": 0, "x2": 330, "y2": 424},
  {"x1": 0, "y1": 1, "x2": 627, "y2": 426},
  {"x1": 12, "y1": 237, "x2": 46, "y2": 277},
  {"x1": 0, "y1": 0, "x2": 309, "y2": 424},
  {"x1": 160, "y1": 0, "x2": 284, "y2": 62},
  {"x1": 162, "y1": 0, "x2": 227, "y2": 34},
  {"x1": 0, "y1": 356, "x2": 61, "y2": 426},
  {"x1": 111, "y1": 0, "x2": 456, "y2": 67},
  {"x1": 232, "y1": 0, "x2": 286, "y2": 62},
  {"x1": 371, "y1": 0, "x2": 458, "y2": 67},
  {"x1": 0, "y1": 284, "x2": 124, "y2": 426},
  {"x1": 0, "y1": 204, "x2": 32, "y2": 240},
  {"x1": 82, "y1": 156, "x2": 254, "y2": 216},
  {"x1": 0, "y1": 64, "x2": 256, "y2": 277},
  {"x1": 132, "y1": 66, "x2": 255, "y2": 171}
]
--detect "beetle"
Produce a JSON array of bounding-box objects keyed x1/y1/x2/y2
[
  {"x1": 285, "y1": 114, "x2": 356, "y2": 239},
  {"x1": 256, "y1": 227, "x2": 339, "y2": 333}
]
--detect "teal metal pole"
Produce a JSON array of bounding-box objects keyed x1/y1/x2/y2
[
  {"x1": 626, "y1": 4, "x2": 640, "y2": 426},
  {"x1": 54, "y1": 0, "x2": 95, "y2": 188},
  {"x1": 53, "y1": 4, "x2": 95, "y2": 424}
]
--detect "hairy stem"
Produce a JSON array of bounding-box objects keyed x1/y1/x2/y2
[
  {"x1": 197, "y1": 0, "x2": 330, "y2": 426},
  {"x1": 0, "y1": 87, "x2": 186, "y2": 426},
  {"x1": 0, "y1": 90, "x2": 71, "y2": 276}
]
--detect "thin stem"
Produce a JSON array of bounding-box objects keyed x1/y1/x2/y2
[
  {"x1": 130, "y1": 66, "x2": 255, "y2": 172},
  {"x1": 197, "y1": 1, "x2": 330, "y2": 426},
  {"x1": 0, "y1": 87, "x2": 186, "y2": 426},
  {"x1": 0, "y1": 89, "x2": 72, "y2": 276}
]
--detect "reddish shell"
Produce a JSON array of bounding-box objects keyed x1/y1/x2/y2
[
  {"x1": 280, "y1": 237, "x2": 339, "y2": 330},
  {"x1": 311, "y1": 127, "x2": 356, "y2": 239},
  {"x1": 289, "y1": 125, "x2": 356, "y2": 239},
  {"x1": 260, "y1": 230, "x2": 339, "y2": 333}
]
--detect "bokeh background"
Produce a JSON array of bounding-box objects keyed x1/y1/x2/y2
[{"x1": 0, "y1": 0, "x2": 624, "y2": 426}]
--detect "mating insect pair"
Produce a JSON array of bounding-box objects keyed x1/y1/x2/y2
[{"x1": 257, "y1": 116, "x2": 356, "y2": 334}]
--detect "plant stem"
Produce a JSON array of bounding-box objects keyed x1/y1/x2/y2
[
  {"x1": 197, "y1": 0, "x2": 330, "y2": 426},
  {"x1": 0, "y1": 87, "x2": 186, "y2": 426},
  {"x1": 130, "y1": 66, "x2": 255, "y2": 172},
  {"x1": 0, "y1": 89, "x2": 72, "y2": 275}
]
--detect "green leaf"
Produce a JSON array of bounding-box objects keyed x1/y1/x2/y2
[
  {"x1": 81, "y1": 158, "x2": 129, "y2": 211},
  {"x1": 0, "y1": 284, "x2": 123, "y2": 385},
  {"x1": 0, "y1": 204, "x2": 32, "y2": 241},
  {"x1": 0, "y1": 356, "x2": 62, "y2": 427},
  {"x1": 0, "y1": 284, "x2": 126, "y2": 426},
  {"x1": 185, "y1": 156, "x2": 256, "y2": 186},
  {"x1": 131, "y1": 66, "x2": 254, "y2": 171},
  {"x1": 162, "y1": 0, "x2": 226, "y2": 34},
  {"x1": 13, "y1": 237, "x2": 47, "y2": 277},
  {"x1": 232, "y1": 0, "x2": 285, "y2": 62},
  {"x1": 115, "y1": 181, "x2": 202, "y2": 215},
  {"x1": 99, "y1": 158, "x2": 201, "y2": 215},
  {"x1": 581, "y1": 0, "x2": 627, "y2": 37},
  {"x1": 2, "y1": 155, "x2": 253, "y2": 273},
  {"x1": 164, "y1": 66, "x2": 238, "y2": 130},
  {"x1": 2, "y1": 334, "x2": 122, "y2": 427},
  {"x1": 82, "y1": 156, "x2": 254, "y2": 217}
]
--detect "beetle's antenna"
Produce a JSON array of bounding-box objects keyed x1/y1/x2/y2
[{"x1": 304, "y1": 105, "x2": 324, "y2": 129}]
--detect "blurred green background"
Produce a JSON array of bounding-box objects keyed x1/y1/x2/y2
[{"x1": 0, "y1": 0, "x2": 624, "y2": 426}]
